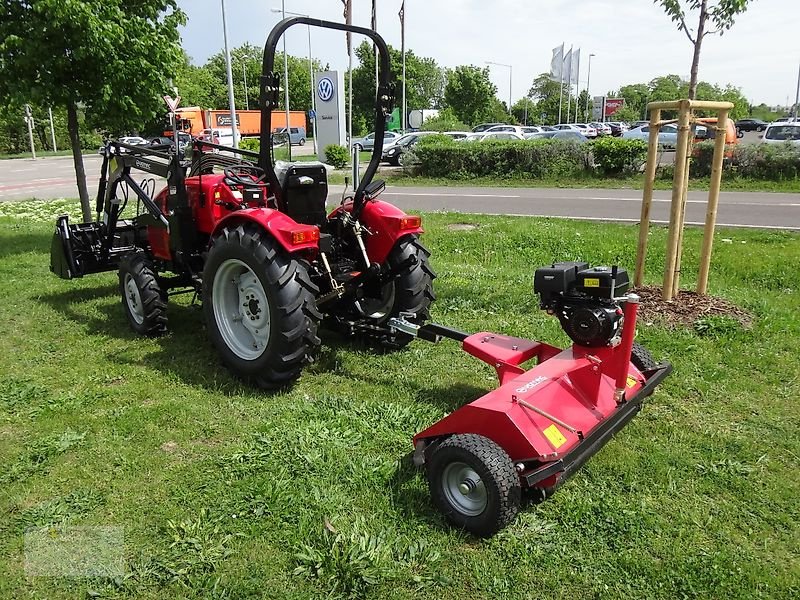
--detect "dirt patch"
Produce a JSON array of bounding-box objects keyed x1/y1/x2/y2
[
  {"x1": 635, "y1": 285, "x2": 753, "y2": 329},
  {"x1": 447, "y1": 223, "x2": 478, "y2": 231},
  {"x1": 160, "y1": 441, "x2": 178, "y2": 453}
]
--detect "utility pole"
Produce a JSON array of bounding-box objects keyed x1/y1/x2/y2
[
  {"x1": 242, "y1": 55, "x2": 249, "y2": 110},
  {"x1": 400, "y1": 1, "x2": 406, "y2": 132},
  {"x1": 220, "y1": 0, "x2": 239, "y2": 148},
  {"x1": 48, "y1": 107, "x2": 57, "y2": 152},
  {"x1": 281, "y1": 0, "x2": 292, "y2": 160},
  {"x1": 24, "y1": 104, "x2": 36, "y2": 160},
  {"x1": 794, "y1": 61, "x2": 800, "y2": 120},
  {"x1": 585, "y1": 54, "x2": 595, "y2": 122}
]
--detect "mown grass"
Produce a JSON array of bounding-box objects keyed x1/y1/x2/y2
[{"x1": 0, "y1": 199, "x2": 798, "y2": 599}]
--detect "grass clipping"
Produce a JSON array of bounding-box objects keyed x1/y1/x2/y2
[{"x1": 635, "y1": 285, "x2": 753, "y2": 331}]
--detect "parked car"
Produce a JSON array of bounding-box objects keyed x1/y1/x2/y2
[
  {"x1": 351, "y1": 130, "x2": 400, "y2": 152},
  {"x1": 273, "y1": 126, "x2": 307, "y2": 146},
  {"x1": 484, "y1": 125, "x2": 527, "y2": 136},
  {"x1": 521, "y1": 126, "x2": 545, "y2": 135},
  {"x1": 693, "y1": 118, "x2": 739, "y2": 145},
  {"x1": 574, "y1": 123, "x2": 598, "y2": 138},
  {"x1": 588, "y1": 122, "x2": 612, "y2": 136},
  {"x1": 539, "y1": 125, "x2": 557, "y2": 132},
  {"x1": 525, "y1": 130, "x2": 589, "y2": 143},
  {"x1": 553, "y1": 123, "x2": 583, "y2": 132},
  {"x1": 606, "y1": 122, "x2": 629, "y2": 136},
  {"x1": 472, "y1": 122, "x2": 506, "y2": 133},
  {"x1": 762, "y1": 121, "x2": 800, "y2": 145},
  {"x1": 630, "y1": 120, "x2": 649, "y2": 129},
  {"x1": 481, "y1": 131, "x2": 525, "y2": 141},
  {"x1": 735, "y1": 118, "x2": 769, "y2": 132},
  {"x1": 622, "y1": 123, "x2": 678, "y2": 148},
  {"x1": 443, "y1": 131, "x2": 470, "y2": 140},
  {"x1": 381, "y1": 131, "x2": 435, "y2": 165}
]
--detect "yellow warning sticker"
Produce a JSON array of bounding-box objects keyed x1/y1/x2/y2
[
  {"x1": 543, "y1": 424, "x2": 567, "y2": 449},
  {"x1": 584, "y1": 278, "x2": 600, "y2": 288},
  {"x1": 626, "y1": 375, "x2": 638, "y2": 388}
]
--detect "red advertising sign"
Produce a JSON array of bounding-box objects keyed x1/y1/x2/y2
[{"x1": 604, "y1": 98, "x2": 624, "y2": 117}]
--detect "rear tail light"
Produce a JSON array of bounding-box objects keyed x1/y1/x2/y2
[
  {"x1": 291, "y1": 227, "x2": 320, "y2": 245},
  {"x1": 399, "y1": 215, "x2": 421, "y2": 230}
]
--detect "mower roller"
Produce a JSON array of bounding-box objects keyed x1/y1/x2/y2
[
  {"x1": 393, "y1": 262, "x2": 671, "y2": 537},
  {"x1": 49, "y1": 17, "x2": 435, "y2": 388}
]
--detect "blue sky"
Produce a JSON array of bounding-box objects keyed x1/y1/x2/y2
[{"x1": 178, "y1": 1, "x2": 800, "y2": 107}]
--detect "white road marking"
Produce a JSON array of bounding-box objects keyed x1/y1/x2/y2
[{"x1": 382, "y1": 192, "x2": 521, "y2": 198}]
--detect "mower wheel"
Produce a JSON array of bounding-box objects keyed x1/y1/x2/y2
[
  {"x1": 203, "y1": 224, "x2": 321, "y2": 389},
  {"x1": 355, "y1": 235, "x2": 436, "y2": 349},
  {"x1": 118, "y1": 254, "x2": 167, "y2": 336},
  {"x1": 427, "y1": 434, "x2": 521, "y2": 537},
  {"x1": 631, "y1": 342, "x2": 657, "y2": 373}
]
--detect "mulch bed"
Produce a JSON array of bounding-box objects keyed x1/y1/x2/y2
[{"x1": 634, "y1": 285, "x2": 753, "y2": 329}]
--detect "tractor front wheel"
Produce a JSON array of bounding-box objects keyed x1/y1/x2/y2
[
  {"x1": 353, "y1": 236, "x2": 435, "y2": 349},
  {"x1": 118, "y1": 254, "x2": 167, "y2": 336},
  {"x1": 426, "y1": 434, "x2": 521, "y2": 537},
  {"x1": 203, "y1": 224, "x2": 321, "y2": 389}
]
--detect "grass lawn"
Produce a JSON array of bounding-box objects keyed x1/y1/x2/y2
[{"x1": 0, "y1": 199, "x2": 798, "y2": 599}]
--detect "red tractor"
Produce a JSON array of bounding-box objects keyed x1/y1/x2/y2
[{"x1": 50, "y1": 17, "x2": 434, "y2": 388}]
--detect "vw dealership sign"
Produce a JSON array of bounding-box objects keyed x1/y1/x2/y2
[{"x1": 313, "y1": 71, "x2": 346, "y2": 161}]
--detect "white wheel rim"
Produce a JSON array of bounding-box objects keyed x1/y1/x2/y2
[
  {"x1": 212, "y1": 259, "x2": 271, "y2": 360},
  {"x1": 442, "y1": 461, "x2": 487, "y2": 517},
  {"x1": 354, "y1": 282, "x2": 395, "y2": 320},
  {"x1": 124, "y1": 273, "x2": 145, "y2": 325}
]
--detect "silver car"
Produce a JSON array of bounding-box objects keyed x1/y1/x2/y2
[{"x1": 351, "y1": 131, "x2": 401, "y2": 152}]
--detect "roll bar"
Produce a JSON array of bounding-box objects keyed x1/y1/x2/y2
[{"x1": 258, "y1": 17, "x2": 394, "y2": 218}]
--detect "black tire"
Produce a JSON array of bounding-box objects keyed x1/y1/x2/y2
[
  {"x1": 390, "y1": 156, "x2": 401, "y2": 167},
  {"x1": 203, "y1": 224, "x2": 321, "y2": 389},
  {"x1": 299, "y1": 138, "x2": 306, "y2": 146},
  {"x1": 353, "y1": 144, "x2": 363, "y2": 152},
  {"x1": 630, "y1": 342, "x2": 657, "y2": 373},
  {"x1": 118, "y1": 254, "x2": 167, "y2": 336},
  {"x1": 427, "y1": 434, "x2": 521, "y2": 537},
  {"x1": 354, "y1": 235, "x2": 436, "y2": 349},
  {"x1": 757, "y1": 125, "x2": 765, "y2": 132}
]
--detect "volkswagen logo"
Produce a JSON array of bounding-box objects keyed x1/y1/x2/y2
[{"x1": 317, "y1": 77, "x2": 334, "y2": 102}]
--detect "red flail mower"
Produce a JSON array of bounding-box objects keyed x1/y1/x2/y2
[{"x1": 391, "y1": 262, "x2": 671, "y2": 537}]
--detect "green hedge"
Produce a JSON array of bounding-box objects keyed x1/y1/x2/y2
[
  {"x1": 324, "y1": 144, "x2": 349, "y2": 169},
  {"x1": 591, "y1": 137, "x2": 648, "y2": 175},
  {"x1": 691, "y1": 141, "x2": 800, "y2": 180},
  {"x1": 413, "y1": 138, "x2": 592, "y2": 179}
]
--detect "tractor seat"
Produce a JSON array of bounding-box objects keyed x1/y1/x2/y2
[{"x1": 277, "y1": 162, "x2": 329, "y2": 227}]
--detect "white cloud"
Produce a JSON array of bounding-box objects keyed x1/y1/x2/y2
[{"x1": 180, "y1": 0, "x2": 800, "y2": 107}]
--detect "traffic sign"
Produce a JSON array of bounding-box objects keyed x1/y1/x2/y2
[
  {"x1": 163, "y1": 95, "x2": 181, "y2": 112},
  {"x1": 308, "y1": 109, "x2": 316, "y2": 119}
]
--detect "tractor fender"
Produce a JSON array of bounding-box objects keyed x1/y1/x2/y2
[
  {"x1": 210, "y1": 208, "x2": 320, "y2": 256},
  {"x1": 329, "y1": 199, "x2": 424, "y2": 264}
]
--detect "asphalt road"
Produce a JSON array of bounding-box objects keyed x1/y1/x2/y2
[{"x1": 1, "y1": 155, "x2": 797, "y2": 230}]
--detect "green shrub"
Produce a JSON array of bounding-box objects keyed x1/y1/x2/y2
[
  {"x1": 324, "y1": 144, "x2": 349, "y2": 169},
  {"x1": 731, "y1": 142, "x2": 800, "y2": 180},
  {"x1": 414, "y1": 139, "x2": 591, "y2": 179},
  {"x1": 591, "y1": 137, "x2": 648, "y2": 176},
  {"x1": 239, "y1": 138, "x2": 260, "y2": 153}
]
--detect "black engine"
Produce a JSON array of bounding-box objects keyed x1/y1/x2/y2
[{"x1": 534, "y1": 261, "x2": 630, "y2": 347}]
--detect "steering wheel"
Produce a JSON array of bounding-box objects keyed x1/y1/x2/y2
[{"x1": 223, "y1": 164, "x2": 266, "y2": 186}]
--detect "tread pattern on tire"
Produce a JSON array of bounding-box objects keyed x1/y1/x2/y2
[
  {"x1": 631, "y1": 342, "x2": 657, "y2": 373},
  {"x1": 379, "y1": 235, "x2": 436, "y2": 349},
  {"x1": 204, "y1": 223, "x2": 321, "y2": 389},
  {"x1": 118, "y1": 253, "x2": 167, "y2": 336},
  {"x1": 427, "y1": 433, "x2": 521, "y2": 538}
]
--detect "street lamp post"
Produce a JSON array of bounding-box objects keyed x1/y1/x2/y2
[
  {"x1": 241, "y1": 55, "x2": 250, "y2": 111},
  {"x1": 486, "y1": 61, "x2": 512, "y2": 116},
  {"x1": 271, "y1": 7, "x2": 317, "y2": 154},
  {"x1": 220, "y1": 0, "x2": 239, "y2": 148},
  {"x1": 793, "y1": 60, "x2": 800, "y2": 120},
  {"x1": 585, "y1": 53, "x2": 595, "y2": 122},
  {"x1": 280, "y1": 0, "x2": 292, "y2": 160}
]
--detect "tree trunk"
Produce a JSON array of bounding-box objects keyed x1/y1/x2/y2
[
  {"x1": 688, "y1": 0, "x2": 709, "y2": 100},
  {"x1": 66, "y1": 100, "x2": 91, "y2": 223}
]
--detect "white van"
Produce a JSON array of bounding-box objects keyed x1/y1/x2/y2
[{"x1": 201, "y1": 127, "x2": 235, "y2": 147}]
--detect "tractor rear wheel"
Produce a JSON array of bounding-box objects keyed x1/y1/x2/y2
[
  {"x1": 426, "y1": 434, "x2": 521, "y2": 537},
  {"x1": 353, "y1": 236, "x2": 435, "y2": 349},
  {"x1": 203, "y1": 224, "x2": 321, "y2": 389},
  {"x1": 118, "y1": 254, "x2": 167, "y2": 336}
]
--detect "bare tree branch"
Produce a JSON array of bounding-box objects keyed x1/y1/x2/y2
[{"x1": 679, "y1": 18, "x2": 697, "y2": 43}]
